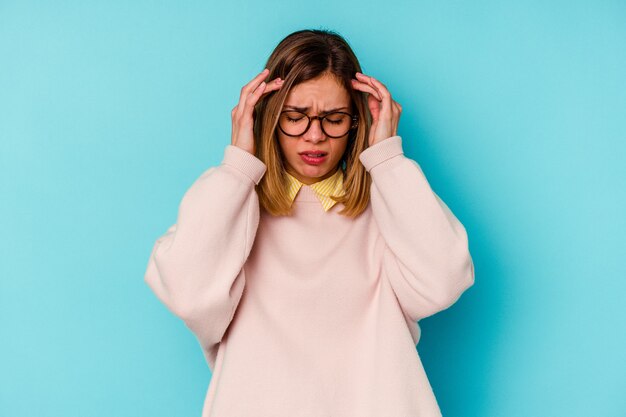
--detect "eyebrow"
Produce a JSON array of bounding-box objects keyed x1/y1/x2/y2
[{"x1": 283, "y1": 105, "x2": 350, "y2": 113}]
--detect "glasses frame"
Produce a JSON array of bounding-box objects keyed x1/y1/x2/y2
[{"x1": 277, "y1": 110, "x2": 359, "y2": 139}]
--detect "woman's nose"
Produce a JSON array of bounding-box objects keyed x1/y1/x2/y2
[{"x1": 303, "y1": 118, "x2": 325, "y2": 142}]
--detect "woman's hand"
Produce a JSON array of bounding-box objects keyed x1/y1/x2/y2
[
  {"x1": 351, "y1": 72, "x2": 402, "y2": 147},
  {"x1": 231, "y1": 68, "x2": 284, "y2": 155}
]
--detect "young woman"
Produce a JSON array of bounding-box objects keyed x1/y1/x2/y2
[{"x1": 145, "y1": 29, "x2": 475, "y2": 417}]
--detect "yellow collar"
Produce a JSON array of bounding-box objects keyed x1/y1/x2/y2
[{"x1": 285, "y1": 168, "x2": 345, "y2": 212}]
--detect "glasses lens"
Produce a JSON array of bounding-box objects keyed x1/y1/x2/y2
[
  {"x1": 279, "y1": 111, "x2": 309, "y2": 136},
  {"x1": 322, "y1": 112, "x2": 352, "y2": 137}
]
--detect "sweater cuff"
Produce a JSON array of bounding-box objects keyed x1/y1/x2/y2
[
  {"x1": 222, "y1": 145, "x2": 267, "y2": 185},
  {"x1": 358, "y1": 136, "x2": 404, "y2": 172}
]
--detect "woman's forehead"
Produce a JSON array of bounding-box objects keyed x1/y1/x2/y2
[{"x1": 285, "y1": 75, "x2": 350, "y2": 108}]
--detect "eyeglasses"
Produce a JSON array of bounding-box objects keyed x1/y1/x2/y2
[{"x1": 278, "y1": 110, "x2": 359, "y2": 138}]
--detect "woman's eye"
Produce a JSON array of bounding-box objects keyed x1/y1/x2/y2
[
  {"x1": 287, "y1": 117, "x2": 302, "y2": 123},
  {"x1": 325, "y1": 114, "x2": 346, "y2": 124}
]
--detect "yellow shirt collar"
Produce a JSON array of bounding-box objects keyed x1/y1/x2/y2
[{"x1": 285, "y1": 168, "x2": 345, "y2": 212}]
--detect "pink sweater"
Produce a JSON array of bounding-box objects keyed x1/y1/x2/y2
[{"x1": 144, "y1": 135, "x2": 475, "y2": 417}]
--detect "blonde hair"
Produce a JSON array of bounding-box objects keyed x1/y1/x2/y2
[{"x1": 253, "y1": 29, "x2": 373, "y2": 218}]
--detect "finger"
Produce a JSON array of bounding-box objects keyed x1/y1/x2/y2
[
  {"x1": 356, "y1": 72, "x2": 390, "y2": 100},
  {"x1": 259, "y1": 78, "x2": 284, "y2": 97},
  {"x1": 245, "y1": 77, "x2": 284, "y2": 112},
  {"x1": 392, "y1": 100, "x2": 402, "y2": 114},
  {"x1": 355, "y1": 74, "x2": 388, "y2": 116},
  {"x1": 393, "y1": 101, "x2": 402, "y2": 133},
  {"x1": 236, "y1": 81, "x2": 266, "y2": 124},
  {"x1": 351, "y1": 79, "x2": 382, "y2": 100},
  {"x1": 239, "y1": 68, "x2": 270, "y2": 104},
  {"x1": 392, "y1": 102, "x2": 401, "y2": 130},
  {"x1": 355, "y1": 72, "x2": 383, "y2": 98},
  {"x1": 351, "y1": 79, "x2": 380, "y2": 99},
  {"x1": 361, "y1": 75, "x2": 389, "y2": 101},
  {"x1": 367, "y1": 94, "x2": 381, "y2": 121},
  {"x1": 237, "y1": 73, "x2": 275, "y2": 119},
  {"x1": 245, "y1": 68, "x2": 270, "y2": 92},
  {"x1": 244, "y1": 81, "x2": 267, "y2": 111},
  {"x1": 243, "y1": 78, "x2": 283, "y2": 117},
  {"x1": 356, "y1": 74, "x2": 393, "y2": 124},
  {"x1": 362, "y1": 75, "x2": 392, "y2": 117}
]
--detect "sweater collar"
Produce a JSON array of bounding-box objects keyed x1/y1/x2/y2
[{"x1": 285, "y1": 168, "x2": 345, "y2": 212}]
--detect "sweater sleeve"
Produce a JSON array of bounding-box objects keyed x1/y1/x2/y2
[
  {"x1": 359, "y1": 136, "x2": 475, "y2": 322},
  {"x1": 144, "y1": 144, "x2": 267, "y2": 367}
]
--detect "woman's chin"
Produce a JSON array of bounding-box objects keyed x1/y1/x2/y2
[{"x1": 301, "y1": 164, "x2": 332, "y2": 175}]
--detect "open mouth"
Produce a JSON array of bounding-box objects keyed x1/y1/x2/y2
[{"x1": 300, "y1": 153, "x2": 328, "y2": 165}]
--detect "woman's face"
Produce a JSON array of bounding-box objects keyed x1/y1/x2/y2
[{"x1": 276, "y1": 73, "x2": 351, "y2": 185}]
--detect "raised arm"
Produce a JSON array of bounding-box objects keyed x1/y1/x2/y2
[
  {"x1": 359, "y1": 135, "x2": 475, "y2": 322},
  {"x1": 144, "y1": 144, "x2": 266, "y2": 366}
]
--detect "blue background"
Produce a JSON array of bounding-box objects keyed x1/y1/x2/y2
[{"x1": 1, "y1": 1, "x2": 624, "y2": 416}]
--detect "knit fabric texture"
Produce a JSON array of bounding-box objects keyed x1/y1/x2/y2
[{"x1": 144, "y1": 135, "x2": 475, "y2": 417}]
